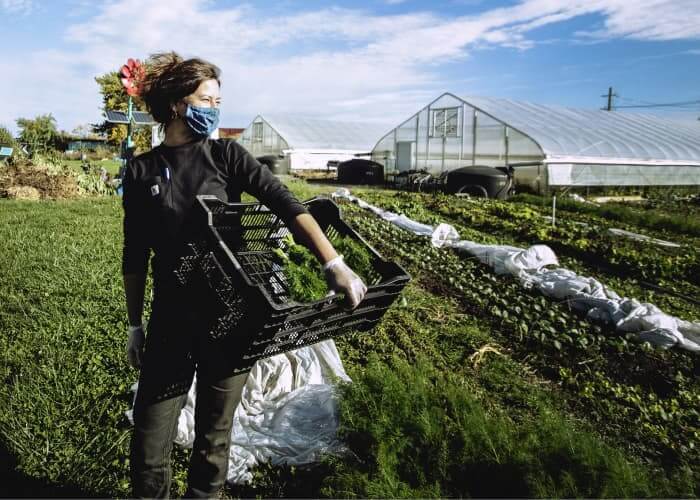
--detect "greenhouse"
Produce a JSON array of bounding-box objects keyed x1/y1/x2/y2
[
  {"x1": 371, "y1": 93, "x2": 700, "y2": 192},
  {"x1": 239, "y1": 114, "x2": 390, "y2": 172}
]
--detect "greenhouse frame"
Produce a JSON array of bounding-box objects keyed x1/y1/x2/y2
[
  {"x1": 371, "y1": 93, "x2": 700, "y2": 192},
  {"x1": 240, "y1": 114, "x2": 391, "y2": 172}
]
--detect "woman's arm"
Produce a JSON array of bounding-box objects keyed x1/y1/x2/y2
[
  {"x1": 288, "y1": 213, "x2": 338, "y2": 265},
  {"x1": 121, "y1": 160, "x2": 150, "y2": 327},
  {"x1": 289, "y1": 213, "x2": 367, "y2": 309},
  {"x1": 123, "y1": 273, "x2": 147, "y2": 327},
  {"x1": 230, "y1": 142, "x2": 366, "y2": 307}
]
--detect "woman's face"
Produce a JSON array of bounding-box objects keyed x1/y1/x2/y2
[{"x1": 173, "y1": 78, "x2": 221, "y2": 117}]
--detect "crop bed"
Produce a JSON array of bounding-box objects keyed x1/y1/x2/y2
[
  {"x1": 0, "y1": 182, "x2": 698, "y2": 498},
  {"x1": 337, "y1": 192, "x2": 699, "y2": 463}
]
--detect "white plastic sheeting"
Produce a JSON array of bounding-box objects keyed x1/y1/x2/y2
[
  {"x1": 331, "y1": 188, "x2": 700, "y2": 352},
  {"x1": 126, "y1": 339, "x2": 351, "y2": 485},
  {"x1": 464, "y1": 95, "x2": 700, "y2": 163},
  {"x1": 607, "y1": 228, "x2": 681, "y2": 248},
  {"x1": 546, "y1": 162, "x2": 700, "y2": 187}
]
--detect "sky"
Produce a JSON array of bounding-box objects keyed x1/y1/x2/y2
[{"x1": 1, "y1": 0, "x2": 699, "y2": 136}]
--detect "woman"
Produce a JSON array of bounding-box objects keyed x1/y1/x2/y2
[{"x1": 122, "y1": 52, "x2": 367, "y2": 498}]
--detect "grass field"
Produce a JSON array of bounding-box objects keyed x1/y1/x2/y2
[{"x1": 0, "y1": 182, "x2": 698, "y2": 497}]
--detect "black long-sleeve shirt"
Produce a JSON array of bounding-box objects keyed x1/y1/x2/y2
[{"x1": 121, "y1": 137, "x2": 309, "y2": 282}]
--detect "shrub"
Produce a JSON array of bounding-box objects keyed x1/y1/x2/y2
[{"x1": 0, "y1": 124, "x2": 16, "y2": 148}]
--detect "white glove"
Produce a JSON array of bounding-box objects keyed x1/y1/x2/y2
[
  {"x1": 126, "y1": 324, "x2": 145, "y2": 369},
  {"x1": 323, "y1": 255, "x2": 368, "y2": 310}
]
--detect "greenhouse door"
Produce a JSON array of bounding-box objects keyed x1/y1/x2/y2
[{"x1": 397, "y1": 141, "x2": 414, "y2": 172}]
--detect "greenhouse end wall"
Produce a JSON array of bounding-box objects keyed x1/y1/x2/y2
[
  {"x1": 239, "y1": 117, "x2": 291, "y2": 172},
  {"x1": 241, "y1": 115, "x2": 383, "y2": 172},
  {"x1": 371, "y1": 94, "x2": 544, "y2": 176}
]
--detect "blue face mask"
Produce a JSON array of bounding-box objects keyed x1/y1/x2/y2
[{"x1": 184, "y1": 104, "x2": 220, "y2": 137}]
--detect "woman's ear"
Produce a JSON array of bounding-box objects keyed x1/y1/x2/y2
[{"x1": 171, "y1": 100, "x2": 187, "y2": 119}]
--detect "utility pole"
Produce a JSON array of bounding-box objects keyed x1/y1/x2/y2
[{"x1": 601, "y1": 87, "x2": 618, "y2": 111}]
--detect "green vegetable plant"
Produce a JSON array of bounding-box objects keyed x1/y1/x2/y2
[
  {"x1": 271, "y1": 232, "x2": 374, "y2": 303},
  {"x1": 337, "y1": 191, "x2": 700, "y2": 476}
]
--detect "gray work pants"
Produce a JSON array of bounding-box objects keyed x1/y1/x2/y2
[{"x1": 130, "y1": 290, "x2": 250, "y2": 498}]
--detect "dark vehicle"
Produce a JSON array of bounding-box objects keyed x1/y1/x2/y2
[
  {"x1": 337, "y1": 159, "x2": 384, "y2": 185},
  {"x1": 444, "y1": 165, "x2": 513, "y2": 199}
]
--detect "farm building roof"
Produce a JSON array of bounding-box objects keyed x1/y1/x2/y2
[
  {"x1": 459, "y1": 93, "x2": 700, "y2": 164},
  {"x1": 256, "y1": 114, "x2": 392, "y2": 151}
]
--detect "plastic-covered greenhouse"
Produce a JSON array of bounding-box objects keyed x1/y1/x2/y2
[
  {"x1": 371, "y1": 93, "x2": 700, "y2": 192},
  {"x1": 240, "y1": 114, "x2": 390, "y2": 172}
]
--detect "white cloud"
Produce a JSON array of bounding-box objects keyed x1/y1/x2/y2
[
  {"x1": 576, "y1": 0, "x2": 700, "y2": 41},
  {"x1": 1, "y1": 0, "x2": 699, "y2": 134},
  {"x1": 1, "y1": 0, "x2": 32, "y2": 14}
]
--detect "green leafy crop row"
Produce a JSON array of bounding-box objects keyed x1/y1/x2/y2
[{"x1": 338, "y1": 192, "x2": 699, "y2": 474}]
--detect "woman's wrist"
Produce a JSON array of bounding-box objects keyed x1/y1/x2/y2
[{"x1": 322, "y1": 255, "x2": 344, "y2": 271}]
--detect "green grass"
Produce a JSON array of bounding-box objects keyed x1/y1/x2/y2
[
  {"x1": 0, "y1": 184, "x2": 697, "y2": 498},
  {"x1": 323, "y1": 355, "x2": 687, "y2": 499},
  {"x1": 0, "y1": 198, "x2": 135, "y2": 496}
]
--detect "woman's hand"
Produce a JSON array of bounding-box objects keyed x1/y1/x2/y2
[
  {"x1": 323, "y1": 256, "x2": 367, "y2": 309},
  {"x1": 288, "y1": 214, "x2": 368, "y2": 308},
  {"x1": 127, "y1": 324, "x2": 146, "y2": 369}
]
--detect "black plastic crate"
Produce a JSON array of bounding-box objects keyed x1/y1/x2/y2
[{"x1": 174, "y1": 195, "x2": 410, "y2": 374}]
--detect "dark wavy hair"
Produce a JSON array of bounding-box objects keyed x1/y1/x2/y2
[{"x1": 139, "y1": 51, "x2": 221, "y2": 127}]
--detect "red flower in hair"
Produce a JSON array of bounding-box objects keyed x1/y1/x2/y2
[{"x1": 120, "y1": 58, "x2": 144, "y2": 97}]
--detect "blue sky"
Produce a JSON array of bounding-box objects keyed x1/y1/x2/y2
[{"x1": 1, "y1": 0, "x2": 699, "y2": 135}]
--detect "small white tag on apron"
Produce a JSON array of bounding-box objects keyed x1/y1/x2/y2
[{"x1": 150, "y1": 184, "x2": 160, "y2": 196}]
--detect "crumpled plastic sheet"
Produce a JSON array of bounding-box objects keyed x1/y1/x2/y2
[
  {"x1": 607, "y1": 228, "x2": 681, "y2": 248},
  {"x1": 126, "y1": 339, "x2": 352, "y2": 485},
  {"x1": 331, "y1": 188, "x2": 700, "y2": 352}
]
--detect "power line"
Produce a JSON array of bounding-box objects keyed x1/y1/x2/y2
[
  {"x1": 614, "y1": 99, "x2": 700, "y2": 109},
  {"x1": 600, "y1": 87, "x2": 700, "y2": 111},
  {"x1": 616, "y1": 96, "x2": 659, "y2": 106}
]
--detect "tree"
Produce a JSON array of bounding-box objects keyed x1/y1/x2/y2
[
  {"x1": 0, "y1": 125, "x2": 15, "y2": 147},
  {"x1": 16, "y1": 114, "x2": 61, "y2": 156},
  {"x1": 93, "y1": 71, "x2": 151, "y2": 153}
]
